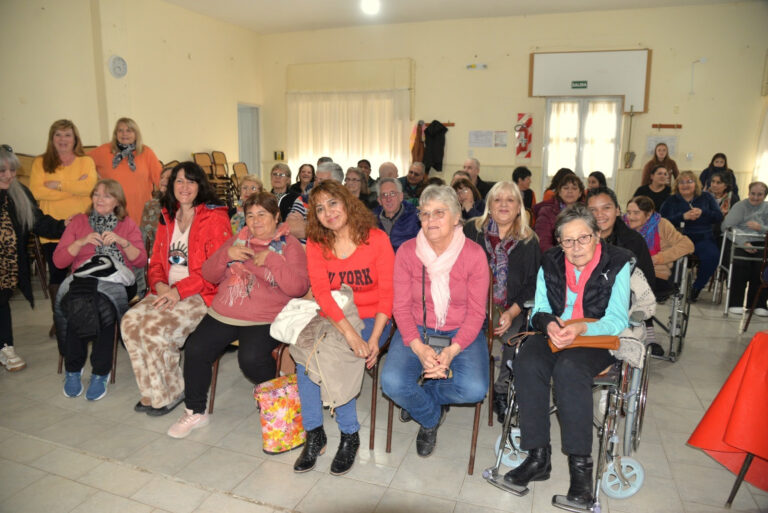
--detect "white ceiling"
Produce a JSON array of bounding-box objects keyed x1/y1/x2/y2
[{"x1": 164, "y1": 0, "x2": 742, "y2": 34}]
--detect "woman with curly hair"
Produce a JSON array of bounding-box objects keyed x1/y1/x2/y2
[{"x1": 293, "y1": 180, "x2": 394, "y2": 476}]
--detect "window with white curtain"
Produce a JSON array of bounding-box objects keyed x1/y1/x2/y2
[
  {"x1": 286, "y1": 89, "x2": 410, "y2": 177},
  {"x1": 543, "y1": 97, "x2": 622, "y2": 187}
]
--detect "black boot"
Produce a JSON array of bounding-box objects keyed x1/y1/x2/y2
[
  {"x1": 330, "y1": 431, "x2": 359, "y2": 475},
  {"x1": 293, "y1": 426, "x2": 327, "y2": 473},
  {"x1": 415, "y1": 405, "x2": 449, "y2": 457},
  {"x1": 503, "y1": 445, "x2": 551, "y2": 486},
  {"x1": 493, "y1": 391, "x2": 508, "y2": 424},
  {"x1": 566, "y1": 454, "x2": 594, "y2": 505}
]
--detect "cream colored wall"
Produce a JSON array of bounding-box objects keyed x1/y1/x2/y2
[
  {"x1": 257, "y1": 2, "x2": 768, "y2": 203},
  {"x1": 0, "y1": 0, "x2": 261, "y2": 165}
]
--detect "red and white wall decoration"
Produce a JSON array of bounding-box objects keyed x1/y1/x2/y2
[{"x1": 515, "y1": 113, "x2": 532, "y2": 159}]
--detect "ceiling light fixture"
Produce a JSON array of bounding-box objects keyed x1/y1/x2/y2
[{"x1": 361, "y1": 0, "x2": 380, "y2": 16}]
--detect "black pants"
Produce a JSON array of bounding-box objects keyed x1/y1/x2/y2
[
  {"x1": 0, "y1": 289, "x2": 13, "y2": 346},
  {"x1": 64, "y1": 321, "x2": 116, "y2": 375},
  {"x1": 183, "y1": 314, "x2": 280, "y2": 413},
  {"x1": 514, "y1": 334, "x2": 616, "y2": 455},
  {"x1": 42, "y1": 242, "x2": 69, "y2": 285},
  {"x1": 728, "y1": 247, "x2": 768, "y2": 308}
]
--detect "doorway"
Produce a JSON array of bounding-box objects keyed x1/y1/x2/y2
[{"x1": 237, "y1": 104, "x2": 260, "y2": 178}]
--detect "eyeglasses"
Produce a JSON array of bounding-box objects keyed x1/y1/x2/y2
[
  {"x1": 345, "y1": 177, "x2": 361, "y2": 183},
  {"x1": 241, "y1": 185, "x2": 260, "y2": 192},
  {"x1": 418, "y1": 208, "x2": 448, "y2": 221},
  {"x1": 380, "y1": 191, "x2": 400, "y2": 199},
  {"x1": 0, "y1": 144, "x2": 12, "y2": 153},
  {"x1": 559, "y1": 233, "x2": 594, "y2": 249},
  {"x1": 678, "y1": 180, "x2": 695, "y2": 185},
  {"x1": 271, "y1": 172, "x2": 289, "y2": 178}
]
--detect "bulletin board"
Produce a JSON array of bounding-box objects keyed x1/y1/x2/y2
[{"x1": 529, "y1": 49, "x2": 651, "y2": 113}]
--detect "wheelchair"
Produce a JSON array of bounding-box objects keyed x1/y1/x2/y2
[
  {"x1": 649, "y1": 254, "x2": 692, "y2": 362},
  {"x1": 483, "y1": 268, "x2": 655, "y2": 513}
]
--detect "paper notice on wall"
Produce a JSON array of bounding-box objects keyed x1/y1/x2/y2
[
  {"x1": 469, "y1": 130, "x2": 493, "y2": 147},
  {"x1": 494, "y1": 131, "x2": 508, "y2": 147}
]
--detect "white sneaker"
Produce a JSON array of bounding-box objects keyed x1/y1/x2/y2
[
  {"x1": 754, "y1": 308, "x2": 768, "y2": 317},
  {"x1": 0, "y1": 344, "x2": 26, "y2": 372},
  {"x1": 729, "y1": 307, "x2": 744, "y2": 315},
  {"x1": 167, "y1": 408, "x2": 209, "y2": 439}
]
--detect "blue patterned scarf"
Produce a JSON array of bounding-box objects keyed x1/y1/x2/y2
[{"x1": 483, "y1": 218, "x2": 518, "y2": 307}]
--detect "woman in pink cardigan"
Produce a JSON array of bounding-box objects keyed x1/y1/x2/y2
[
  {"x1": 166, "y1": 192, "x2": 309, "y2": 439},
  {"x1": 53, "y1": 179, "x2": 146, "y2": 400},
  {"x1": 381, "y1": 184, "x2": 490, "y2": 458}
]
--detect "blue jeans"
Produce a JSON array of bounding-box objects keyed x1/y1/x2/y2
[
  {"x1": 297, "y1": 317, "x2": 389, "y2": 434},
  {"x1": 381, "y1": 327, "x2": 489, "y2": 429}
]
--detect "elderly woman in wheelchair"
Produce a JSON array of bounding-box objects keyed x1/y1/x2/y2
[{"x1": 504, "y1": 204, "x2": 634, "y2": 507}]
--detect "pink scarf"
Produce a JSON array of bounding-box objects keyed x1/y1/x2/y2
[
  {"x1": 415, "y1": 225, "x2": 466, "y2": 328},
  {"x1": 225, "y1": 224, "x2": 290, "y2": 305},
  {"x1": 564, "y1": 242, "x2": 602, "y2": 319}
]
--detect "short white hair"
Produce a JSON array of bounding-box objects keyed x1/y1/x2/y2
[{"x1": 419, "y1": 185, "x2": 461, "y2": 217}]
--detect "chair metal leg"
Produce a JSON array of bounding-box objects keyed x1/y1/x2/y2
[
  {"x1": 725, "y1": 453, "x2": 754, "y2": 508},
  {"x1": 386, "y1": 398, "x2": 394, "y2": 453},
  {"x1": 743, "y1": 284, "x2": 767, "y2": 332},
  {"x1": 208, "y1": 357, "x2": 221, "y2": 414},
  {"x1": 488, "y1": 355, "x2": 495, "y2": 427},
  {"x1": 110, "y1": 323, "x2": 118, "y2": 384},
  {"x1": 370, "y1": 362, "x2": 379, "y2": 450},
  {"x1": 32, "y1": 236, "x2": 49, "y2": 298},
  {"x1": 468, "y1": 402, "x2": 482, "y2": 475}
]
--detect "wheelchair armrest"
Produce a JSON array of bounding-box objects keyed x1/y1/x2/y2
[{"x1": 523, "y1": 299, "x2": 535, "y2": 310}]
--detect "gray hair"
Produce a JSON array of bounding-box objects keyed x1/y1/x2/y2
[
  {"x1": 466, "y1": 158, "x2": 480, "y2": 170},
  {"x1": 317, "y1": 162, "x2": 344, "y2": 183},
  {"x1": 554, "y1": 204, "x2": 599, "y2": 241},
  {"x1": 419, "y1": 184, "x2": 461, "y2": 218},
  {"x1": 0, "y1": 146, "x2": 35, "y2": 232},
  {"x1": 375, "y1": 177, "x2": 402, "y2": 194},
  {"x1": 271, "y1": 162, "x2": 291, "y2": 179},
  {"x1": 410, "y1": 162, "x2": 426, "y2": 173}
]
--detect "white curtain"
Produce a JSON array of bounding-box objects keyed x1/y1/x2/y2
[
  {"x1": 286, "y1": 89, "x2": 410, "y2": 177},
  {"x1": 545, "y1": 101, "x2": 580, "y2": 177},
  {"x1": 581, "y1": 101, "x2": 619, "y2": 177},
  {"x1": 754, "y1": 107, "x2": 768, "y2": 181}
]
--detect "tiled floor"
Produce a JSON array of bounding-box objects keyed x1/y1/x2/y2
[{"x1": 1, "y1": 286, "x2": 767, "y2": 513}]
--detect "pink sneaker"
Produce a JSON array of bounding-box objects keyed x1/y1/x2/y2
[{"x1": 167, "y1": 408, "x2": 209, "y2": 439}]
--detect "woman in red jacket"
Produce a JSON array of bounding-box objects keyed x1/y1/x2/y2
[{"x1": 121, "y1": 162, "x2": 231, "y2": 416}]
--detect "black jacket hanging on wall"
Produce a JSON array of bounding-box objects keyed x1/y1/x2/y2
[{"x1": 423, "y1": 120, "x2": 448, "y2": 173}]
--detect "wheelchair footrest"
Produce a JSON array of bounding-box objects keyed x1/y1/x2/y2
[
  {"x1": 482, "y1": 469, "x2": 530, "y2": 496},
  {"x1": 552, "y1": 494, "x2": 599, "y2": 513}
]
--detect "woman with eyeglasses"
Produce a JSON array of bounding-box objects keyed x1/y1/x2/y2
[
  {"x1": 289, "y1": 163, "x2": 315, "y2": 195},
  {"x1": 463, "y1": 181, "x2": 540, "y2": 422},
  {"x1": 505, "y1": 204, "x2": 632, "y2": 508},
  {"x1": 229, "y1": 175, "x2": 263, "y2": 233},
  {"x1": 293, "y1": 180, "x2": 394, "y2": 476},
  {"x1": 641, "y1": 142, "x2": 679, "y2": 186},
  {"x1": 166, "y1": 192, "x2": 309, "y2": 438},
  {"x1": 269, "y1": 163, "x2": 299, "y2": 222},
  {"x1": 659, "y1": 171, "x2": 723, "y2": 302},
  {"x1": 535, "y1": 174, "x2": 585, "y2": 252},
  {"x1": 344, "y1": 166, "x2": 376, "y2": 209},
  {"x1": 452, "y1": 177, "x2": 485, "y2": 220},
  {"x1": 88, "y1": 118, "x2": 163, "y2": 226},
  {"x1": 381, "y1": 185, "x2": 490, "y2": 458},
  {"x1": 29, "y1": 119, "x2": 98, "y2": 336},
  {"x1": 0, "y1": 145, "x2": 65, "y2": 373},
  {"x1": 121, "y1": 162, "x2": 231, "y2": 416}
]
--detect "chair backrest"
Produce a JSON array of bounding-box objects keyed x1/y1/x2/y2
[
  {"x1": 163, "y1": 159, "x2": 180, "y2": 171},
  {"x1": 211, "y1": 151, "x2": 228, "y2": 179},
  {"x1": 82, "y1": 145, "x2": 97, "y2": 153},
  {"x1": 232, "y1": 162, "x2": 248, "y2": 180},
  {"x1": 192, "y1": 152, "x2": 214, "y2": 178},
  {"x1": 15, "y1": 153, "x2": 35, "y2": 188}
]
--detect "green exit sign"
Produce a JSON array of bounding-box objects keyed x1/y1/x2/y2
[{"x1": 571, "y1": 80, "x2": 588, "y2": 89}]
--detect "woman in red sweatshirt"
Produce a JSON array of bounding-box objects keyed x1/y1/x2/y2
[
  {"x1": 293, "y1": 181, "x2": 394, "y2": 476},
  {"x1": 166, "y1": 192, "x2": 309, "y2": 438},
  {"x1": 121, "y1": 163, "x2": 231, "y2": 417}
]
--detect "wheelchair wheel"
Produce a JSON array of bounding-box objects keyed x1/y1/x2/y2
[
  {"x1": 494, "y1": 428, "x2": 526, "y2": 469},
  {"x1": 601, "y1": 457, "x2": 645, "y2": 499},
  {"x1": 631, "y1": 350, "x2": 652, "y2": 453}
]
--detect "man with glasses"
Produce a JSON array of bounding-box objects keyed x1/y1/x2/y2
[
  {"x1": 399, "y1": 162, "x2": 427, "y2": 204},
  {"x1": 286, "y1": 162, "x2": 344, "y2": 240},
  {"x1": 373, "y1": 178, "x2": 420, "y2": 251}
]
